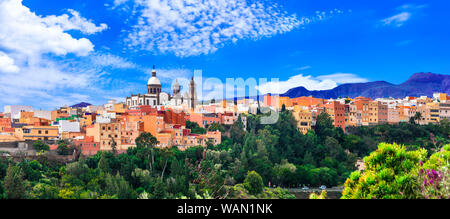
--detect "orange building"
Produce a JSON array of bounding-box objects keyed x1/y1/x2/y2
[
  {"x1": 51, "y1": 110, "x2": 69, "y2": 121},
  {"x1": 278, "y1": 96, "x2": 293, "y2": 109},
  {"x1": 86, "y1": 122, "x2": 122, "y2": 151},
  {"x1": 263, "y1": 94, "x2": 273, "y2": 107},
  {"x1": 142, "y1": 114, "x2": 165, "y2": 136},
  {"x1": 291, "y1": 96, "x2": 324, "y2": 107},
  {"x1": 354, "y1": 97, "x2": 372, "y2": 126},
  {"x1": 188, "y1": 113, "x2": 220, "y2": 128},
  {"x1": 120, "y1": 120, "x2": 144, "y2": 147}
]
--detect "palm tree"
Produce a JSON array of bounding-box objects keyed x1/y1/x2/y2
[{"x1": 413, "y1": 112, "x2": 422, "y2": 124}]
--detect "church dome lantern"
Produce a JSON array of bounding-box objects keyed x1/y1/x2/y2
[{"x1": 147, "y1": 65, "x2": 161, "y2": 86}]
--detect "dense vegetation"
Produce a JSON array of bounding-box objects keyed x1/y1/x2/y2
[
  {"x1": 342, "y1": 143, "x2": 449, "y2": 199},
  {"x1": 0, "y1": 109, "x2": 448, "y2": 199}
]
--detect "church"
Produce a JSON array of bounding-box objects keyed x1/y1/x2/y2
[{"x1": 126, "y1": 66, "x2": 197, "y2": 109}]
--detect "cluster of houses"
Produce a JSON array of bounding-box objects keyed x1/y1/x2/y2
[{"x1": 0, "y1": 67, "x2": 448, "y2": 157}]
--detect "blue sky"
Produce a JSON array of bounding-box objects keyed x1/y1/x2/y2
[{"x1": 0, "y1": 0, "x2": 449, "y2": 110}]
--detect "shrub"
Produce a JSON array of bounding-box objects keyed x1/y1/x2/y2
[
  {"x1": 341, "y1": 143, "x2": 426, "y2": 199},
  {"x1": 243, "y1": 171, "x2": 264, "y2": 195},
  {"x1": 418, "y1": 145, "x2": 450, "y2": 199}
]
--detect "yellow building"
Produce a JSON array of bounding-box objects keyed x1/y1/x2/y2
[
  {"x1": 19, "y1": 111, "x2": 34, "y2": 124},
  {"x1": 347, "y1": 104, "x2": 361, "y2": 127},
  {"x1": 428, "y1": 102, "x2": 440, "y2": 123},
  {"x1": 368, "y1": 101, "x2": 379, "y2": 125},
  {"x1": 15, "y1": 126, "x2": 59, "y2": 141},
  {"x1": 292, "y1": 105, "x2": 312, "y2": 134},
  {"x1": 114, "y1": 103, "x2": 128, "y2": 113}
]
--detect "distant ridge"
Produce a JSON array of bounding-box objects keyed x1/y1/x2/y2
[
  {"x1": 70, "y1": 102, "x2": 92, "y2": 108},
  {"x1": 280, "y1": 72, "x2": 450, "y2": 99}
]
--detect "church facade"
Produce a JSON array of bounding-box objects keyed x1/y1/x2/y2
[{"x1": 126, "y1": 67, "x2": 197, "y2": 110}]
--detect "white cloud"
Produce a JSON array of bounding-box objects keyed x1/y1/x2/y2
[
  {"x1": 0, "y1": 0, "x2": 104, "y2": 57},
  {"x1": 316, "y1": 73, "x2": 369, "y2": 84},
  {"x1": 0, "y1": 0, "x2": 110, "y2": 109},
  {"x1": 115, "y1": 0, "x2": 342, "y2": 57},
  {"x1": 295, "y1": 65, "x2": 312, "y2": 71},
  {"x1": 0, "y1": 52, "x2": 19, "y2": 73},
  {"x1": 42, "y1": 9, "x2": 108, "y2": 35},
  {"x1": 91, "y1": 53, "x2": 137, "y2": 69},
  {"x1": 381, "y1": 3, "x2": 427, "y2": 27},
  {"x1": 257, "y1": 73, "x2": 368, "y2": 94},
  {"x1": 381, "y1": 12, "x2": 411, "y2": 27}
]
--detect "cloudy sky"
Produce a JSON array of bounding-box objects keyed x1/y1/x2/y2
[{"x1": 0, "y1": 0, "x2": 449, "y2": 110}]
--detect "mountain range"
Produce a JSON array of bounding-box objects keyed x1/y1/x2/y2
[{"x1": 280, "y1": 72, "x2": 450, "y2": 99}]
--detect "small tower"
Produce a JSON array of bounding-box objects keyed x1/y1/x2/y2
[
  {"x1": 189, "y1": 77, "x2": 196, "y2": 110},
  {"x1": 173, "y1": 79, "x2": 180, "y2": 96}
]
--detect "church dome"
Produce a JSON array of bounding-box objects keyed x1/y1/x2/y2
[
  {"x1": 147, "y1": 69, "x2": 161, "y2": 85},
  {"x1": 148, "y1": 76, "x2": 161, "y2": 85}
]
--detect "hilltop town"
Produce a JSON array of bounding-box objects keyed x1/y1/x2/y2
[{"x1": 0, "y1": 68, "x2": 449, "y2": 157}]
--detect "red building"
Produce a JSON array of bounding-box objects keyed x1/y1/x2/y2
[
  {"x1": 0, "y1": 118, "x2": 12, "y2": 132},
  {"x1": 323, "y1": 101, "x2": 346, "y2": 131},
  {"x1": 126, "y1": 105, "x2": 158, "y2": 117},
  {"x1": 162, "y1": 110, "x2": 186, "y2": 126},
  {"x1": 74, "y1": 136, "x2": 100, "y2": 156}
]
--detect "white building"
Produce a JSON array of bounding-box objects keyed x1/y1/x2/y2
[
  {"x1": 56, "y1": 120, "x2": 81, "y2": 134},
  {"x1": 96, "y1": 112, "x2": 116, "y2": 124},
  {"x1": 3, "y1": 105, "x2": 34, "y2": 120},
  {"x1": 34, "y1": 110, "x2": 52, "y2": 120}
]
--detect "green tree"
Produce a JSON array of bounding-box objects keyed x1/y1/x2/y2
[
  {"x1": 4, "y1": 165, "x2": 26, "y2": 199},
  {"x1": 98, "y1": 152, "x2": 110, "y2": 173},
  {"x1": 152, "y1": 179, "x2": 167, "y2": 199},
  {"x1": 135, "y1": 132, "x2": 159, "y2": 172},
  {"x1": 208, "y1": 123, "x2": 224, "y2": 132},
  {"x1": 104, "y1": 173, "x2": 136, "y2": 199},
  {"x1": 56, "y1": 140, "x2": 73, "y2": 156},
  {"x1": 315, "y1": 112, "x2": 335, "y2": 141},
  {"x1": 186, "y1": 120, "x2": 207, "y2": 134},
  {"x1": 32, "y1": 140, "x2": 50, "y2": 152},
  {"x1": 244, "y1": 171, "x2": 264, "y2": 195}
]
